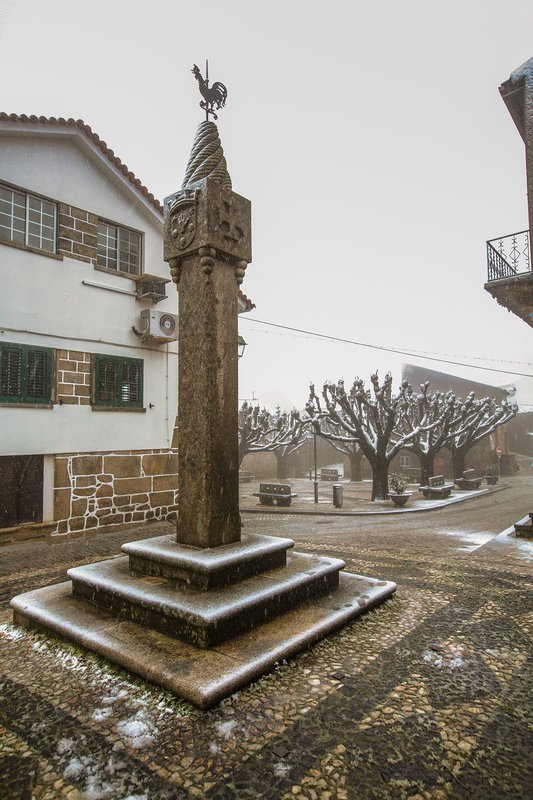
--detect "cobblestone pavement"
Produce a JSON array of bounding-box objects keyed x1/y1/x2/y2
[{"x1": 0, "y1": 473, "x2": 532, "y2": 799}]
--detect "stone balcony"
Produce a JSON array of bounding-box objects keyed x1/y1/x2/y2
[{"x1": 485, "y1": 229, "x2": 533, "y2": 327}]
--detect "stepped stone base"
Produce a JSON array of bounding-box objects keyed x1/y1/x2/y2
[
  {"x1": 122, "y1": 532, "x2": 294, "y2": 588},
  {"x1": 11, "y1": 572, "x2": 396, "y2": 709},
  {"x1": 69, "y1": 550, "x2": 343, "y2": 648},
  {"x1": 11, "y1": 532, "x2": 396, "y2": 708}
]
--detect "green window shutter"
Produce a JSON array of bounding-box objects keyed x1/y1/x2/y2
[
  {"x1": 94, "y1": 354, "x2": 143, "y2": 408},
  {"x1": 0, "y1": 345, "x2": 23, "y2": 399},
  {"x1": 120, "y1": 360, "x2": 142, "y2": 405},
  {"x1": 27, "y1": 348, "x2": 52, "y2": 401},
  {"x1": 0, "y1": 343, "x2": 52, "y2": 404}
]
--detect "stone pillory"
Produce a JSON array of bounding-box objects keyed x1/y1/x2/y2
[
  {"x1": 163, "y1": 118, "x2": 251, "y2": 548},
  {"x1": 10, "y1": 66, "x2": 396, "y2": 709}
]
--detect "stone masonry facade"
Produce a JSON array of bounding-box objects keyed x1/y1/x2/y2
[
  {"x1": 57, "y1": 349, "x2": 92, "y2": 405},
  {"x1": 53, "y1": 450, "x2": 178, "y2": 535},
  {"x1": 57, "y1": 203, "x2": 98, "y2": 264}
]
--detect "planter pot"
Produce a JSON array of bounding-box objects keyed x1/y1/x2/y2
[
  {"x1": 388, "y1": 492, "x2": 411, "y2": 508},
  {"x1": 484, "y1": 476, "x2": 499, "y2": 485}
]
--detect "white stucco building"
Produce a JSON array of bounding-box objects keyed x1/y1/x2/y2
[{"x1": 0, "y1": 114, "x2": 256, "y2": 540}]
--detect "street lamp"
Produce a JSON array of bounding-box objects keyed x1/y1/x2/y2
[
  {"x1": 237, "y1": 335, "x2": 247, "y2": 359},
  {"x1": 313, "y1": 427, "x2": 319, "y2": 504}
]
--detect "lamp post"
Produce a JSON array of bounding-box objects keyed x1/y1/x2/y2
[{"x1": 313, "y1": 427, "x2": 319, "y2": 504}]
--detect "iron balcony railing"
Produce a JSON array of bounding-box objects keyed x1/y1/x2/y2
[{"x1": 486, "y1": 228, "x2": 531, "y2": 281}]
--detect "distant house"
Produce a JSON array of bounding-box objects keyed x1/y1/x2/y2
[{"x1": 0, "y1": 114, "x2": 254, "y2": 541}]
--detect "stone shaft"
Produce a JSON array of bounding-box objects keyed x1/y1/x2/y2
[{"x1": 176, "y1": 248, "x2": 241, "y2": 547}]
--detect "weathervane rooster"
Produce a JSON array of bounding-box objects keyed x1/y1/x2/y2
[{"x1": 192, "y1": 62, "x2": 228, "y2": 120}]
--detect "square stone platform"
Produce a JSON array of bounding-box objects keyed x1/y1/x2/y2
[{"x1": 11, "y1": 532, "x2": 396, "y2": 708}]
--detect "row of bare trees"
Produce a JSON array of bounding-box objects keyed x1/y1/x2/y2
[{"x1": 238, "y1": 374, "x2": 517, "y2": 501}]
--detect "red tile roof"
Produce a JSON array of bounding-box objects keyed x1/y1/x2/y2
[
  {"x1": 0, "y1": 113, "x2": 163, "y2": 213},
  {"x1": 238, "y1": 290, "x2": 256, "y2": 312}
]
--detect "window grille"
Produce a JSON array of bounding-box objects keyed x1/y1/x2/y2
[
  {"x1": 97, "y1": 220, "x2": 142, "y2": 275},
  {"x1": 0, "y1": 184, "x2": 56, "y2": 253},
  {"x1": 0, "y1": 343, "x2": 52, "y2": 404},
  {"x1": 93, "y1": 354, "x2": 143, "y2": 408}
]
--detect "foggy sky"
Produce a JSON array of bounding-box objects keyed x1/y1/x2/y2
[{"x1": 1, "y1": 0, "x2": 532, "y2": 410}]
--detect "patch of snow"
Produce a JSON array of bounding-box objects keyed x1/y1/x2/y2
[
  {"x1": 423, "y1": 645, "x2": 469, "y2": 669},
  {"x1": 92, "y1": 707, "x2": 113, "y2": 723},
  {"x1": 57, "y1": 738, "x2": 74, "y2": 755},
  {"x1": 101, "y1": 688, "x2": 129, "y2": 706},
  {"x1": 214, "y1": 719, "x2": 237, "y2": 739},
  {"x1": 0, "y1": 623, "x2": 25, "y2": 641},
  {"x1": 63, "y1": 757, "x2": 84, "y2": 780},
  {"x1": 274, "y1": 761, "x2": 291, "y2": 777},
  {"x1": 116, "y1": 710, "x2": 156, "y2": 749},
  {"x1": 209, "y1": 742, "x2": 220, "y2": 755},
  {"x1": 31, "y1": 640, "x2": 49, "y2": 653},
  {"x1": 435, "y1": 529, "x2": 494, "y2": 551},
  {"x1": 62, "y1": 750, "x2": 144, "y2": 799},
  {"x1": 122, "y1": 796, "x2": 148, "y2": 800},
  {"x1": 57, "y1": 651, "x2": 86, "y2": 673}
]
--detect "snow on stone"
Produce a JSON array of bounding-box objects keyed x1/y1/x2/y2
[
  {"x1": 423, "y1": 644, "x2": 469, "y2": 669},
  {"x1": 511, "y1": 57, "x2": 533, "y2": 83},
  {"x1": 92, "y1": 707, "x2": 113, "y2": 723},
  {"x1": 101, "y1": 688, "x2": 129, "y2": 706},
  {"x1": 0, "y1": 623, "x2": 25, "y2": 641},
  {"x1": 116, "y1": 710, "x2": 157, "y2": 749},
  {"x1": 62, "y1": 751, "x2": 141, "y2": 799},
  {"x1": 63, "y1": 756, "x2": 84, "y2": 781},
  {"x1": 56, "y1": 738, "x2": 74, "y2": 755},
  {"x1": 56, "y1": 650, "x2": 87, "y2": 673},
  {"x1": 214, "y1": 719, "x2": 238, "y2": 739}
]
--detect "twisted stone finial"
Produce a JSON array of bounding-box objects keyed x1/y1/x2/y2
[{"x1": 182, "y1": 121, "x2": 232, "y2": 190}]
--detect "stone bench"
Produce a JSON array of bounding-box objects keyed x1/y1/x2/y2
[
  {"x1": 455, "y1": 469, "x2": 483, "y2": 490},
  {"x1": 420, "y1": 474, "x2": 454, "y2": 499},
  {"x1": 252, "y1": 483, "x2": 297, "y2": 507},
  {"x1": 320, "y1": 468, "x2": 340, "y2": 481},
  {"x1": 238, "y1": 470, "x2": 254, "y2": 483}
]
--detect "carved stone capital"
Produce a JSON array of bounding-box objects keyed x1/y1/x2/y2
[
  {"x1": 169, "y1": 257, "x2": 182, "y2": 286},
  {"x1": 164, "y1": 178, "x2": 251, "y2": 265},
  {"x1": 234, "y1": 259, "x2": 248, "y2": 285}
]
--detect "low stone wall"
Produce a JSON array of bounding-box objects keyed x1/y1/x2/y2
[{"x1": 53, "y1": 450, "x2": 178, "y2": 535}]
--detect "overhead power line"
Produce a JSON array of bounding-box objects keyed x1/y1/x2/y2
[{"x1": 241, "y1": 318, "x2": 533, "y2": 379}]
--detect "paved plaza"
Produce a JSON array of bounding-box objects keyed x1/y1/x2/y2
[{"x1": 0, "y1": 471, "x2": 532, "y2": 799}]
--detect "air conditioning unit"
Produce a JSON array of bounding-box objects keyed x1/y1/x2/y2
[{"x1": 138, "y1": 309, "x2": 178, "y2": 342}]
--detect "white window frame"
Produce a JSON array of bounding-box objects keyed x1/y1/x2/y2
[
  {"x1": 399, "y1": 454, "x2": 411, "y2": 468},
  {"x1": 97, "y1": 219, "x2": 143, "y2": 276},
  {"x1": 0, "y1": 183, "x2": 57, "y2": 253}
]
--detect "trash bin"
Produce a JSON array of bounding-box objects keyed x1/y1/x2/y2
[{"x1": 333, "y1": 483, "x2": 343, "y2": 508}]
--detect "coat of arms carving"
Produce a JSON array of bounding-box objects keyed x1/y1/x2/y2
[{"x1": 169, "y1": 194, "x2": 198, "y2": 250}]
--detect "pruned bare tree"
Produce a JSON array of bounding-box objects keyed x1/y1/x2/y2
[
  {"x1": 238, "y1": 403, "x2": 307, "y2": 477},
  {"x1": 307, "y1": 373, "x2": 424, "y2": 501},
  {"x1": 394, "y1": 382, "x2": 462, "y2": 485},
  {"x1": 447, "y1": 393, "x2": 517, "y2": 478}
]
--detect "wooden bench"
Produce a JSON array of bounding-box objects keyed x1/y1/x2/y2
[
  {"x1": 420, "y1": 474, "x2": 454, "y2": 499},
  {"x1": 238, "y1": 470, "x2": 254, "y2": 483},
  {"x1": 455, "y1": 469, "x2": 483, "y2": 490},
  {"x1": 252, "y1": 483, "x2": 297, "y2": 507},
  {"x1": 320, "y1": 468, "x2": 340, "y2": 481}
]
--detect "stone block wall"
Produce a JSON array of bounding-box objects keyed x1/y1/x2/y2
[
  {"x1": 57, "y1": 349, "x2": 92, "y2": 405},
  {"x1": 53, "y1": 450, "x2": 178, "y2": 535},
  {"x1": 58, "y1": 203, "x2": 98, "y2": 264}
]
